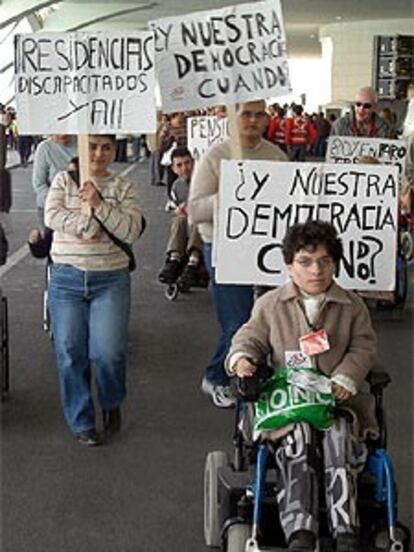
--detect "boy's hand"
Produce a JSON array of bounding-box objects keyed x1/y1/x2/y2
[
  {"x1": 234, "y1": 357, "x2": 257, "y2": 378},
  {"x1": 79, "y1": 181, "x2": 102, "y2": 209},
  {"x1": 332, "y1": 383, "x2": 351, "y2": 402}
]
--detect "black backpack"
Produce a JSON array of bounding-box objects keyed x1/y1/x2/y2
[
  {"x1": 0, "y1": 223, "x2": 8, "y2": 266},
  {"x1": 0, "y1": 168, "x2": 12, "y2": 213}
]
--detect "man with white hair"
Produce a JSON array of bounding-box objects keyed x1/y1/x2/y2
[{"x1": 330, "y1": 86, "x2": 390, "y2": 138}]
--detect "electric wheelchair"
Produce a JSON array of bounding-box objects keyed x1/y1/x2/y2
[
  {"x1": 203, "y1": 369, "x2": 410, "y2": 552},
  {"x1": 164, "y1": 255, "x2": 210, "y2": 301}
]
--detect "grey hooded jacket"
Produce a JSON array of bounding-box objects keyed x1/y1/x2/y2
[{"x1": 330, "y1": 112, "x2": 390, "y2": 138}]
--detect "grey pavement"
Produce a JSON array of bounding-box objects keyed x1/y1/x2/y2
[{"x1": 1, "y1": 159, "x2": 413, "y2": 552}]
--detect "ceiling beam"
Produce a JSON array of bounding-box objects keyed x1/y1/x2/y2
[
  {"x1": 68, "y1": 3, "x2": 158, "y2": 31},
  {"x1": 0, "y1": 0, "x2": 63, "y2": 30}
]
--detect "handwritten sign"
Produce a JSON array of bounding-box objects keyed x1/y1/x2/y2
[
  {"x1": 14, "y1": 32, "x2": 156, "y2": 134},
  {"x1": 187, "y1": 116, "x2": 229, "y2": 161},
  {"x1": 149, "y1": 0, "x2": 291, "y2": 112},
  {"x1": 326, "y1": 136, "x2": 407, "y2": 178},
  {"x1": 216, "y1": 161, "x2": 399, "y2": 291}
]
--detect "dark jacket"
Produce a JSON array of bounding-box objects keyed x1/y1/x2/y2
[{"x1": 0, "y1": 223, "x2": 7, "y2": 265}]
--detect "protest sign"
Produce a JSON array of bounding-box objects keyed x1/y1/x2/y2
[
  {"x1": 15, "y1": 31, "x2": 156, "y2": 134},
  {"x1": 187, "y1": 116, "x2": 229, "y2": 161},
  {"x1": 215, "y1": 161, "x2": 399, "y2": 291},
  {"x1": 326, "y1": 136, "x2": 407, "y2": 178},
  {"x1": 149, "y1": 0, "x2": 291, "y2": 112}
]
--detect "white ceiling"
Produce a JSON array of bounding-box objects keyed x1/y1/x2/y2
[{"x1": 3, "y1": 0, "x2": 414, "y2": 57}]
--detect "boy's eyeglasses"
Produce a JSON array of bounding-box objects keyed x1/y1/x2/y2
[{"x1": 294, "y1": 257, "x2": 334, "y2": 269}]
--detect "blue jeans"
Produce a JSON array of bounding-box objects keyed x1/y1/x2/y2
[
  {"x1": 132, "y1": 135, "x2": 142, "y2": 162},
  {"x1": 48, "y1": 264, "x2": 131, "y2": 434},
  {"x1": 203, "y1": 244, "x2": 254, "y2": 386}
]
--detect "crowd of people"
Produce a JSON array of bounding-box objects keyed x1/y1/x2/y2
[{"x1": 1, "y1": 82, "x2": 413, "y2": 551}]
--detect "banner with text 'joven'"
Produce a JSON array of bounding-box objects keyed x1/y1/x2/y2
[
  {"x1": 15, "y1": 32, "x2": 156, "y2": 134},
  {"x1": 326, "y1": 136, "x2": 407, "y2": 180},
  {"x1": 149, "y1": 0, "x2": 291, "y2": 113},
  {"x1": 215, "y1": 161, "x2": 399, "y2": 291},
  {"x1": 187, "y1": 116, "x2": 229, "y2": 162}
]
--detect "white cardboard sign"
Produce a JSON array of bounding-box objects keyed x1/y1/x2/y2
[
  {"x1": 187, "y1": 116, "x2": 229, "y2": 161},
  {"x1": 326, "y1": 136, "x2": 407, "y2": 179},
  {"x1": 216, "y1": 160, "x2": 399, "y2": 291},
  {"x1": 149, "y1": 0, "x2": 291, "y2": 113},
  {"x1": 15, "y1": 31, "x2": 156, "y2": 134}
]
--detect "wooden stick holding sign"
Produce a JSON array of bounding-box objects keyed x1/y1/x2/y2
[
  {"x1": 227, "y1": 105, "x2": 242, "y2": 161},
  {"x1": 78, "y1": 134, "x2": 92, "y2": 215}
]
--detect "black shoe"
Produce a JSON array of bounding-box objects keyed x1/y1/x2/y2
[
  {"x1": 336, "y1": 532, "x2": 358, "y2": 552},
  {"x1": 75, "y1": 429, "x2": 103, "y2": 447},
  {"x1": 178, "y1": 263, "x2": 199, "y2": 289},
  {"x1": 288, "y1": 530, "x2": 316, "y2": 551},
  {"x1": 103, "y1": 407, "x2": 121, "y2": 434},
  {"x1": 158, "y1": 258, "x2": 182, "y2": 284}
]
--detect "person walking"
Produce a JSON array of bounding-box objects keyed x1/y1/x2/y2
[
  {"x1": 189, "y1": 100, "x2": 288, "y2": 408},
  {"x1": 32, "y1": 135, "x2": 77, "y2": 224},
  {"x1": 45, "y1": 135, "x2": 145, "y2": 446},
  {"x1": 330, "y1": 86, "x2": 390, "y2": 138}
]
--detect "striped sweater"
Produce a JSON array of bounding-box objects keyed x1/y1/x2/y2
[{"x1": 45, "y1": 171, "x2": 144, "y2": 271}]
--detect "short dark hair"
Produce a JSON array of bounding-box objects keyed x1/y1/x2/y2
[
  {"x1": 171, "y1": 146, "x2": 192, "y2": 163},
  {"x1": 90, "y1": 134, "x2": 116, "y2": 144},
  {"x1": 293, "y1": 104, "x2": 304, "y2": 116},
  {"x1": 282, "y1": 220, "x2": 343, "y2": 265}
]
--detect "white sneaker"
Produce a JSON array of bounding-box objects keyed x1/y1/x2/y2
[
  {"x1": 201, "y1": 377, "x2": 236, "y2": 408},
  {"x1": 165, "y1": 199, "x2": 176, "y2": 212}
]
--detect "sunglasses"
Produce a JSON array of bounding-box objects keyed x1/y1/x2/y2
[{"x1": 355, "y1": 102, "x2": 372, "y2": 109}]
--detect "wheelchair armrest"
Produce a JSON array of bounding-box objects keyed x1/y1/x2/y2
[{"x1": 366, "y1": 371, "x2": 391, "y2": 393}]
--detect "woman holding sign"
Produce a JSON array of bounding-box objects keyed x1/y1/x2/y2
[
  {"x1": 226, "y1": 220, "x2": 377, "y2": 552},
  {"x1": 45, "y1": 135, "x2": 145, "y2": 446}
]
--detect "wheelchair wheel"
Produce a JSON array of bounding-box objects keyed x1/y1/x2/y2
[
  {"x1": 394, "y1": 253, "x2": 408, "y2": 306},
  {"x1": 372, "y1": 523, "x2": 410, "y2": 551},
  {"x1": 400, "y1": 230, "x2": 413, "y2": 260},
  {"x1": 204, "y1": 450, "x2": 228, "y2": 547},
  {"x1": 164, "y1": 283, "x2": 179, "y2": 301},
  {"x1": 225, "y1": 523, "x2": 251, "y2": 552}
]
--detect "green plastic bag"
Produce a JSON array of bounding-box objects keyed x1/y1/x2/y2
[{"x1": 254, "y1": 368, "x2": 335, "y2": 433}]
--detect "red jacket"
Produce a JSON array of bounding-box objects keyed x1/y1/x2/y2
[
  {"x1": 285, "y1": 115, "x2": 317, "y2": 147},
  {"x1": 266, "y1": 116, "x2": 287, "y2": 145}
]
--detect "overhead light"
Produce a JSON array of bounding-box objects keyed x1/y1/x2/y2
[
  {"x1": 336, "y1": 15, "x2": 342, "y2": 21},
  {"x1": 309, "y1": 34, "x2": 316, "y2": 39}
]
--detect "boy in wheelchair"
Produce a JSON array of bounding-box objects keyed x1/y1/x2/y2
[{"x1": 225, "y1": 220, "x2": 379, "y2": 552}]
